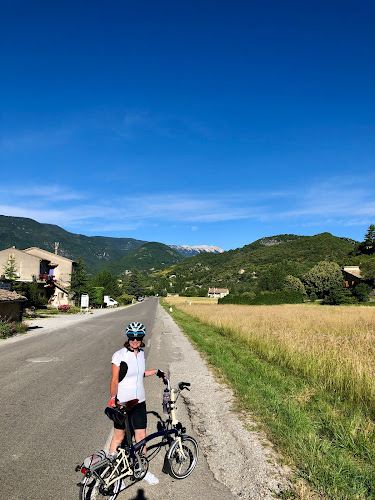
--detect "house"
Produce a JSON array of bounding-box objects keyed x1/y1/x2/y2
[
  {"x1": 208, "y1": 287, "x2": 229, "y2": 298},
  {"x1": 0, "y1": 246, "x2": 77, "y2": 307},
  {"x1": 342, "y1": 266, "x2": 363, "y2": 288},
  {"x1": 23, "y1": 246, "x2": 76, "y2": 290},
  {"x1": 0, "y1": 289, "x2": 27, "y2": 322}
]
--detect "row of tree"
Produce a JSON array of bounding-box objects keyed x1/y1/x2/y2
[{"x1": 70, "y1": 259, "x2": 147, "y2": 306}]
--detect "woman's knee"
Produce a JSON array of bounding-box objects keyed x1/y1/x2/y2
[
  {"x1": 134, "y1": 428, "x2": 146, "y2": 442},
  {"x1": 112, "y1": 428, "x2": 125, "y2": 443}
]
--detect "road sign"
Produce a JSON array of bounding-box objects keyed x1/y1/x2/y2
[{"x1": 81, "y1": 293, "x2": 89, "y2": 309}]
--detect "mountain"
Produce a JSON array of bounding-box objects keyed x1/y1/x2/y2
[
  {"x1": 105, "y1": 242, "x2": 185, "y2": 274},
  {"x1": 166, "y1": 233, "x2": 358, "y2": 291},
  {"x1": 0, "y1": 215, "x2": 147, "y2": 272},
  {"x1": 169, "y1": 245, "x2": 224, "y2": 257}
]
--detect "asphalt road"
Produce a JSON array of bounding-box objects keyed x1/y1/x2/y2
[{"x1": 0, "y1": 298, "x2": 233, "y2": 500}]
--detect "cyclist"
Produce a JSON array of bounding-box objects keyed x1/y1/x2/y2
[{"x1": 108, "y1": 321, "x2": 165, "y2": 485}]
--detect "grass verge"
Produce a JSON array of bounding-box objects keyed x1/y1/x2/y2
[{"x1": 162, "y1": 303, "x2": 375, "y2": 499}]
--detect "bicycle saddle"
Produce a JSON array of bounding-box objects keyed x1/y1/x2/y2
[{"x1": 118, "y1": 399, "x2": 139, "y2": 411}]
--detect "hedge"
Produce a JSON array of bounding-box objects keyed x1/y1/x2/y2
[{"x1": 218, "y1": 290, "x2": 304, "y2": 305}]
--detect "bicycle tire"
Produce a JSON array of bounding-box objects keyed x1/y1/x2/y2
[
  {"x1": 79, "y1": 468, "x2": 121, "y2": 500},
  {"x1": 167, "y1": 435, "x2": 198, "y2": 479}
]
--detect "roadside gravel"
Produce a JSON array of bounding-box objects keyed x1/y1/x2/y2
[{"x1": 159, "y1": 304, "x2": 291, "y2": 499}]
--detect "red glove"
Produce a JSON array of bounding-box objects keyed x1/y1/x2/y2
[{"x1": 108, "y1": 397, "x2": 116, "y2": 407}]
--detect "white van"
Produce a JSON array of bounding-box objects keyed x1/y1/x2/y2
[{"x1": 104, "y1": 296, "x2": 119, "y2": 307}]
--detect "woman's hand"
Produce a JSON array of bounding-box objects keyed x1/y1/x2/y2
[
  {"x1": 108, "y1": 397, "x2": 117, "y2": 407},
  {"x1": 156, "y1": 369, "x2": 166, "y2": 379}
]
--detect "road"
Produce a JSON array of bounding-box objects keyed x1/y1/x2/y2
[{"x1": 0, "y1": 298, "x2": 234, "y2": 500}]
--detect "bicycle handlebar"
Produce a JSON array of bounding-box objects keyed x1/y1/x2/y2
[{"x1": 162, "y1": 376, "x2": 191, "y2": 392}]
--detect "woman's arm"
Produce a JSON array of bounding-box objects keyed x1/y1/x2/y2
[
  {"x1": 110, "y1": 363, "x2": 120, "y2": 397},
  {"x1": 145, "y1": 369, "x2": 165, "y2": 378}
]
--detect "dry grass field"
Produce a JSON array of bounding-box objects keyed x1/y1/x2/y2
[{"x1": 165, "y1": 299, "x2": 375, "y2": 415}]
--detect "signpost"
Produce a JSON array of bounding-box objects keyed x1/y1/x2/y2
[{"x1": 80, "y1": 293, "x2": 89, "y2": 313}]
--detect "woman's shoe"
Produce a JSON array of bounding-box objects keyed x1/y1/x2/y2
[{"x1": 143, "y1": 471, "x2": 159, "y2": 485}]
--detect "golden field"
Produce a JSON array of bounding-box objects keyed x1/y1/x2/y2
[{"x1": 165, "y1": 298, "x2": 375, "y2": 414}]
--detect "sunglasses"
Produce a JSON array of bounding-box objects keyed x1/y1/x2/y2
[{"x1": 128, "y1": 337, "x2": 142, "y2": 342}]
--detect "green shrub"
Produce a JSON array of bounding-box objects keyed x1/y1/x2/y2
[
  {"x1": 37, "y1": 297, "x2": 48, "y2": 308},
  {"x1": 323, "y1": 288, "x2": 356, "y2": 305},
  {"x1": 284, "y1": 275, "x2": 306, "y2": 295},
  {"x1": 242, "y1": 291, "x2": 256, "y2": 300},
  {"x1": 352, "y1": 283, "x2": 372, "y2": 303},
  {"x1": 218, "y1": 290, "x2": 304, "y2": 305},
  {"x1": 117, "y1": 294, "x2": 134, "y2": 305},
  {"x1": 91, "y1": 286, "x2": 105, "y2": 306}
]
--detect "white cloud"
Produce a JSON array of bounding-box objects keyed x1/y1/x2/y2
[
  {"x1": 0, "y1": 185, "x2": 85, "y2": 201},
  {"x1": 0, "y1": 126, "x2": 77, "y2": 151},
  {"x1": 0, "y1": 176, "x2": 374, "y2": 234}
]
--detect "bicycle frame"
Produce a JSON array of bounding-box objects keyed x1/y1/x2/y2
[{"x1": 87, "y1": 378, "x2": 187, "y2": 492}]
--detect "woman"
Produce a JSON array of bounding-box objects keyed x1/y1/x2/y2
[{"x1": 108, "y1": 321, "x2": 164, "y2": 485}]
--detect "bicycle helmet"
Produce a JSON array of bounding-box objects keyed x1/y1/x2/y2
[{"x1": 125, "y1": 321, "x2": 146, "y2": 338}]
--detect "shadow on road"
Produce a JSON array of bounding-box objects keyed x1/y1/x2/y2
[
  {"x1": 26, "y1": 325, "x2": 43, "y2": 330},
  {"x1": 128, "y1": 488, "x2": 148, "y2": 500}
]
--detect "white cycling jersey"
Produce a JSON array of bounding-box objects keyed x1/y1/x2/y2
[{"x1": 111, "y1": 348, "x2": 146, "y2": 403}]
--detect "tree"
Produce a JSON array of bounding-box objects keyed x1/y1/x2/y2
[
  {"x1": 284, "y1": 275, "x2": 306, "y2": 295},
  {"x1": 323, "y1": 288, "x2": 355, "y2": 305},
  {"x1": 123, "y1": 269, "x2": 145, "y2": 299},
  {"x1": 303, "y1": 261, "x2": 344, "y2": 299},
  {"x1": 352, "y1": 283, "x2": 372, "y2": 303},
  {"x1": 358, "y1": 224, "x2": 375, "y2": 255},
  {"x1": 91, "y1": 270, "x2": 120, "y2": 297},
  {"x1": 3, "y1": 256, "x2": 18, "y2": 280},
  {"x1": 70, "y1": 257, "x2": 91, "y2": 305},
  {"x1": 174, "y1": 275, "x2": 186, "y2": 294},
  {"x1": 364, "y1": 224, "x2": 375, "y2": 249},
  {"x1": 257, "y1": 263, "x2": 289, "y2": 292},
  {"x1": 360, "y1": 256, "x2": 375, "y2": 287}
]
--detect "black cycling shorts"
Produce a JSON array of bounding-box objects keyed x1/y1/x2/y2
[{"x1": 114, "y1": 401, "x2": 147, "y2": 430}]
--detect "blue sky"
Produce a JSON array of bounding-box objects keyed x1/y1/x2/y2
[{"x1": 1, "y1": 1, "x2": 374, "y2": 251}]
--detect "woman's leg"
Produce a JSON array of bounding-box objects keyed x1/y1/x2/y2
[
  {"x1": 134, "y1": 428, "x2": 147, "y2": 454},
  {"x1": 134, "y1": 428, "x2": 158, "y2": 484},
  {"x1": 109, "y1": 428, "x2": 125, "y2": 453}
]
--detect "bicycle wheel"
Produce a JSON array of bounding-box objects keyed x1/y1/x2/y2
[
  {"x1": 79, "y1": 469, "x2": 121, "y2": 500},
  {"x1": 167, "y1": 435, "x2": 198, "y2": 479}
]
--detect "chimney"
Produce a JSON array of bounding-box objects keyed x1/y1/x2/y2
[{"x1": 54, "y1": 242, "x2": 59, "y2": 255}]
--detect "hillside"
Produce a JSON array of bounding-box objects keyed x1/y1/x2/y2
[
  {"x1": 105, "y1": 242, "x2": 185, "y2": 274},
  {"x1": 166, "y1": 233, "x2": 358, "y2": 290},
  {"x1": 0, "y1": 215, "x2": 147, "y2": 272}
]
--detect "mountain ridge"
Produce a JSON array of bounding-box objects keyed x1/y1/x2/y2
[
  {"x1": 163, "y1": 232, "x2": 359, "y2": 293},
  {"x1": 105, "y1": 242, "x2": 185, "y2": 274},
  {"x1": 0, "y1": 215, "x2": 222, "y2": 272}
]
